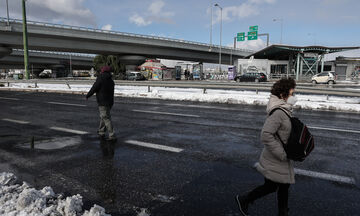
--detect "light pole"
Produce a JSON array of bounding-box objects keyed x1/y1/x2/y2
[
  {"x1": 209, "y1": 0, "x2": 213, "y2": 51},
  {"x1": 307, "y1": 33, "x2": 317, "y2": 45},
  {"x1": 6, "y1": 0, "x2": 10, "y2": 26},
  {"x1": 214, "y1": 3, "x2": 222, "y2": 73},
  {"x1": 22, "y1": 0, "x2": 30, "y2": 80},
  {"x1": 273, "y1": 18, "x2": 283, "y2": 44},
  {"x1": 69, "y1": 54, "x2": 72, "y2": 77}
]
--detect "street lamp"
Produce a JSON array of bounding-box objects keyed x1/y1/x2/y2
[
  {"x1": 214, "y1": 3, "x2": 222, "y2": 73},
  {"x1": 273, "y1": 18, "x2": 283, "y2": 44}
]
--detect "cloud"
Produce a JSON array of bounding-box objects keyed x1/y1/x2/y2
[
  {"x1": 234, "y1": 38, "x2": 267, "y2": 51},
  {"x1": 218, "y1": 4, "x2": 259, "y2": 22},
  {"x1": 149, "y1": 0, "x2": 165, "y2": 14},
  {"x1": 212, "y1": 0, "x2": 275, "y2": 23},
  {"x1": 249, "y1": 0, "x2": 277, "y2": 4},
  {"x1": 129, "y1": 0, "x2": 175, "y2": 27},
  {"x1": 1, "y1": 0, "x2": 96, "y2": 27},
  {"x1": 101, "y1": 24, "x2": 113, "y2": 31},
  {"x1": 130, "y1": 14, "x2": 152, "y2": 27}
]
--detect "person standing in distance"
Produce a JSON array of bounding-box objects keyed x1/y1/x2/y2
[
  {"x1": 235, "y1": 78, "x2": 297, "y2": 216},
  {"x1": 86, "y1": 66, "x2": 116, "y2": 141}
]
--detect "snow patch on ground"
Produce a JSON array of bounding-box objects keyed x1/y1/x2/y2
[
  {"x1": 0, "y1": 172, "x2": 110, "y2": 216},
  {"x1": 136, "y1": 208, "x2": 150, "y2": 216},
  {"x1": 4, "y1": 83, "x2": 360, "y2": 112}
]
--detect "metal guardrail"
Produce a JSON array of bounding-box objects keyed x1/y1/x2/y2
[
  {"x1": 1, "y1": 80, "x2": 359, "y2": 96},
  {"x1": 0, "y1": 17, "x2": 255, "y2": 54},
  {"x1": 11, "y1": 49, "x2": 95, "y2": 58}
]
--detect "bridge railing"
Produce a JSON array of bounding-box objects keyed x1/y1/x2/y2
[
  {"x1": 0, "y1": 17, "x2": 254, "y2": 54},
  {"x1": 12, "y1": 49, "x2": 95, "y2": 58}
]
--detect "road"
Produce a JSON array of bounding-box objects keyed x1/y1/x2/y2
[{"x1": 0, "y1": 90, "x2": 359, "y2": 216}]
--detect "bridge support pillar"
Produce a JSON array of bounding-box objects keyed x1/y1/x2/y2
[{"x1": 0, "y1": 46, "x2": 12, "y2": 59}]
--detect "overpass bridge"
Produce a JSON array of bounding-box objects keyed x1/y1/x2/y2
[
  {"x1": 0, "y1": 49, "x2": 94, "y2": 70},
  {"x1": 0, "y1": 17, "x2": 253, "y2": 65}
]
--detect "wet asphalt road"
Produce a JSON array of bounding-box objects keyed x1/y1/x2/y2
[{"x1": 0, "y1": 90, "x2": 359, "y2": 216}]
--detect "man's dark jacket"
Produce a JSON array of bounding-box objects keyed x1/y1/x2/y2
[{"x1": 86, "y1": 72, "x2": 114, "y2": 107}]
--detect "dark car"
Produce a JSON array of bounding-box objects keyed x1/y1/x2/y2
[
  {"x1": 126, "y1": 72, "x2": 146, "y2": 81},
  {"x1": 234, "y1": 72, "x2": 267, "y2": 82}
]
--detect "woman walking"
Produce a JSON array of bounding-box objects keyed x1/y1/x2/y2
[{"x1": 235, "y1": 78, "x2": 297, "y2": 216}]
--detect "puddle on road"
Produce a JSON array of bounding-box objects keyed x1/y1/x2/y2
[{"x1": 18, "y1": 136, "x2": 82, "y2": 150}]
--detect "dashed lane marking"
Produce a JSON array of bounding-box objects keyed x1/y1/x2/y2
[
  {"x1": 0, "y1": 97, "x2": 19, "y2": 101},
  {"x1": 309, "y1": 126, "x2": 360, "y2": 134},
  {"x1": 132, "y1": 109, "x2": 200, "y2": 118},
  {"x1": 2, "y1": 118, "x2": 29, "y2": 124},
  {"x1": 49, "y1": 127, "x2": 89, "y2": 135},
  {"x1": 164, "y1": 103, "x2": 239, "y2": 111},
  {"x1": 48, "y1": 102, "x2": 87, "y2": 107},
  {"x1": 125, "y1": 140, "x2": 184, "y2": 153},
  {"x1": 294, "y1": 168, "x2": 356, "y2": 185}
]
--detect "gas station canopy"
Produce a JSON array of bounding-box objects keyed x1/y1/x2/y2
[{"x1": 246, "y1": 45, "x2": 360, "y2": 60}]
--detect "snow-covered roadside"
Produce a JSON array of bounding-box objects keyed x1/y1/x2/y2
[
  {"x1": 3, "y1": 83, "x2": 360, "y2": 112},
  {"x1": 0, "y1": 172, "x2": 110, "y2": 216}
]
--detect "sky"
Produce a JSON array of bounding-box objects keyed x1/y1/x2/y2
[{"x1": 1, "y1": 0, "x2": 360, "y2": 54}]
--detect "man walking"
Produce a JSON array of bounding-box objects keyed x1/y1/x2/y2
[{"x1": 86, "y1": 66, "x2": 116, "y2": 141}]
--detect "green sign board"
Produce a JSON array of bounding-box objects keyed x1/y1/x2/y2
[
  {"x1": 237, "y1": 32, "x2": 245, "y2": 41},
  {"x1": 248, "y1": 31, "x2": 258, "y2": 40},
  {"x1": 249, "y1": 25, "x2": 258, "y2": 31}
]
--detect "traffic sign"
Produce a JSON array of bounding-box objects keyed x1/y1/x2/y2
[
  {"x1": 237, "y1": 32, "x2": 245, "y2": 41},
  {"x1": 248, "y1": 31, "x2": 258, "y2": 40},
  {"x1": 249, "y1": 25, "x2": 258, "y2": 31}
]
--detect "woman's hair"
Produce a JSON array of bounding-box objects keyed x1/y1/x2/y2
[{"x1": 271, "y1": 78, "x2": 296, "y2": 99}]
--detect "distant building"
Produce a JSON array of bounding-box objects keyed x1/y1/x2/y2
[{"x1": 326, "y1": 57, "x2": 360, "y2": 80}]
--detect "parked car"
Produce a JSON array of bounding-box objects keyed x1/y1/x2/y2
[
  {"x1": 126, "y1": 72, "x2": 146, "y2": 81},
  {"x1": 234, "y1": 72, "x2": 267, "y2": 82},
  {"x1": 311, "y1": 71, "x2": 337, "y2": 84}
]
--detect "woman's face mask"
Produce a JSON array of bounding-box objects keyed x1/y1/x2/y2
[{"x1": 287, "y1": 95, "x2": 298, "y2": 105}]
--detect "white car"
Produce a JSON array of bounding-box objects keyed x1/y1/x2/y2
[{"x1": 311, "y1": 71, "x2": 337, "y2": 84}]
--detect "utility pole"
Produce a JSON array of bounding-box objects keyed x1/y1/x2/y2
[
  {"x1": 22, "y1": 0, "x2": 30, "y2": 80},
  {"x1": 210, "y1": 0, "x2": 213, "y2": 50},
  {"x1": 214, "y1": 3, "x2": 222, "y2": 73},
  {"x1": 69, "y1": 54, "x2": 72, "y2": 77},
  {"x1": 6, "y1": 0, "x2": 10, "y2": 26}
]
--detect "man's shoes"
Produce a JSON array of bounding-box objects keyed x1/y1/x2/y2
[
  {"x1": 98, "y1": 134, "x2": 106, "y2": 139},
  {"x1": 278, "y1": 208, "x2": 289, "y2": 216},
  {"x1": 235, "y1": 195, "x2": 249, "y2": 216}
]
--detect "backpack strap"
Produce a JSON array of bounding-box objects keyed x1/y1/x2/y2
[
  {"x1": 269, "y1": 107, "x2": 291, "y2": 119},
  {"x1": 268, "y1": 107, "x2": 291, "y2": 147}
]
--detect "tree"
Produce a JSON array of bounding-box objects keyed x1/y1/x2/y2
[{"x1": 93, "y1": 55, "x2": 126, "y2": 80}]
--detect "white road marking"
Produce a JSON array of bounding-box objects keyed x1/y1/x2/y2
[
  {"x1": 0, "y1": 97, "x2": 19, "y2": 101},
  {"x1": 2, "y1": 118, "x2": 29, "y2": 124},
  {"x1": 294, "y1": 168, "x2": 356, "y2": 185},
  {"x1": 125, "y1": 140, "x2": 184, "y2": 153},
  {"x1": 48, "y1": 102, "x2": 86, "y2": 107},
  {"x1": 165, "y1": 103, "x2": 238, "y2": 111},
  {"x1": 309, "y1": 126, "x2": 360, "y2": 134},
  {"x1": 132, "y1": 109, "x2": 200, "y2": 118},
  {"x1": 49, "y1": 127, "x2": 88, "y2": 135}
]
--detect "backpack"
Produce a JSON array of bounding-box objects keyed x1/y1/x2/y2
[{"x1": 269, "y1": 108, "x2": 315, "y2": 161}]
